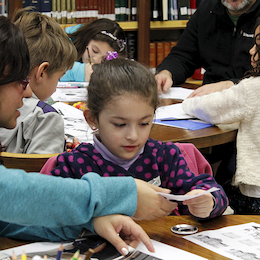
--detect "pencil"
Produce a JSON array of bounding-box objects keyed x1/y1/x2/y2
[
  {"x1": 84, "y1": 249, "x2": 94, "y2": 260},
  {"x1": 12, "y1": 251, "x2": 17, "y2": 260},
  {"x1": 56, "y1": 244, "x2": 63, "y2": 260},
  {"x1": 21, "y1": 250, "x2": 27, "y2": 260},
  {"x1": 160, "y1": 117, "x2": 197, "y2": 121},
  {"x1": 70, "y1": 250, "x2": 80, "y2": 260},
  {"x1": 86, "y1": 47, "x2": 91, "y2": 64}
]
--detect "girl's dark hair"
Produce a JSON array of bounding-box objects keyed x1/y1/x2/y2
[
  {"x1": 245, "y1": 17, "x2": 260, "y2": 78},
  {"x1": 88, "y1": 58, "x2": 159, "y2": 120},
  {"x1": 68, "y1": 18, "x2": 127, "y2": 61},
  {"x1": 0, "y1": 15, "x2": 30, "y2": 86}
]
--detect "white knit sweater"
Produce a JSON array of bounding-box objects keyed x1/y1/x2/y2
[{"x1": 182, "y1": 77, "x2": 260, "y2": 191}]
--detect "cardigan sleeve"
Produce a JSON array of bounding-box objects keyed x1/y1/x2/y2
[{"x1": 182, "y1": 78, "x2": 255, "y2": 125}]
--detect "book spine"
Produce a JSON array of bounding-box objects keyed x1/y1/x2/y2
[
  {"x1": 156, "y1": 41, "x2": 164, "y2": 66},
  {"x1": 75, "y1": 0, "x2": 80, "y2": 23},
  {"x1": 41, "y1": 0, "x2": 52, "y2": 17},
  {"x1": 157, "y1": 0, "x2": 163, "y2": 21},
  {"x1": 110, "y1": 0, "x2": 115, "y2": 20},
  {"x1": 178, "y1": 0, "x2": 191, "y2": 20},
  {"x1": 173, "y1": 0, "x2": 178, "y2": 20},
  {"x1": 61, "y1": 0, "x2": 67, "y2": 24},
  {"x1": 115, "y1": 0, "x2": 120, "y2": 21},
  {"x1": 52, "y1": 0, "x2": 57, "y2": 21},
  {"x1": 126, "y1": 31, "x2": 137, "y2": 60},
  {"x1": 71, "y1": 0, "x2": 76, "y2": 23},
  {"x1": 130, "y1": 0, "x2": 136, "y2": 21},
  {"x1": 149, "y1": 42, "x2": 157, "y2": 73},
  {"x1": 93, "y1": 0, "x2": 98, "y2": 20},
  {"x1": 120, "y1": 0, "x2": 127, "y2": 21},
  {"x1": 163, "y1": 41, "x2": 171, "y2": 58},
  {"x1": 67, "y1": 0, "x2": 72, "y2": 23},
  {"x1": 151, "y1": 0, "x2": 159, "y2": 21},
  {"x1": 57, "y1": 0, "x2": 62, "y2": 24},
  {"x1": 81, "y1": 0, "x2": 86, "y2": 23},
  {"x1": 190, "y1": 0, "x2": 196, "y2": 15},
  {"x1": 168, "y1": 0, "x2": 173, "y2": 20},
  {"x1": 162, "y1": 0, "x2": 168, "y2": 21},
  {"x1": 89, "y1": 0, "x2": 94, "y2": 22}
]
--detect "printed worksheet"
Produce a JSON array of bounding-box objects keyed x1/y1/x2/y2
[{"x1": 185, "y1": 222, "x2": 260, "y2": 260}]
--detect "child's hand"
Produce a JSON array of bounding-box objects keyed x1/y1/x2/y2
[
  {"x1": 182, "y1": 189, "x2": 214, "y2": 218},
  {"x1": 66, "y1": 136, "x2": 80, "y2": 152},
  {"x1": 93, "y1": 214, "x2": 155, "y2": 256},
  {"x1": 133, "y1": 179, "x2": 177, "y2": 220},
  {"x1": 85, "y1": 63, "x2": 93, "y2": 82}
]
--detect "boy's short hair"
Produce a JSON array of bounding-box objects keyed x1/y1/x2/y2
[{"x1": 13, "y1": 8, "x2": 77, "y2": 74}]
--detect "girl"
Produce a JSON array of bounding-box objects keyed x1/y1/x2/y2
[
  {"x1": 60, "y1": 18, "x2": 127, "y2": 82},
  {"x1": 182, "y1": 18, "x2": 260, "y2": 214},
  {"x1": 0, "y1": 15, "x2": 176, "y2": 255},
  {"x1": 50, "y1": 58, "x2": 228, "y2": 219}
]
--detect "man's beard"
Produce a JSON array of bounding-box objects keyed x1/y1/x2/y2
[{"x1": 221, "y1": 0, "x2": 254, "y2": 13}]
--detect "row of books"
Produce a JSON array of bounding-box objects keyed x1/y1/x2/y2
[
  {"x1": 22, "y1": 0, "x2": 137, "y2": 24},
  {"x1": 22, "y1": 0, "x2": 204, "y2": 24},
  {"x1": 150, "y1": 41, "x2": 178, "y2": 70},
  {"x1": 151, "y1": 0, "x2": 202, "y2": 21}
]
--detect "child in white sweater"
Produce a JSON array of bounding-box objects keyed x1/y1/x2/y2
[{"x1": 182, "y1": 17, "x2": 260, "y2": 214}]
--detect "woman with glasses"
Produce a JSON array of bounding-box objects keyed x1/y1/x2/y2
[
  {"x1": 0, "y1": 16, "x2": 176, "y2": 255},
  {"x1": 182, "y1": 17, "x2": 260, "y2": 214}
]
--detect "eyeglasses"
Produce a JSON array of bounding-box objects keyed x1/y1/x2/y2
[
  {"x1": 254, "y1": 33, "x2": 260, "y2": 47},
  {"x1": 19, "y1": 78, "x2": 30, "y2": 90}
]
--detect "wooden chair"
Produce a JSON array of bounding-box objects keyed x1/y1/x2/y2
[{"x1": 1, "y1": 152, "x2": 59, "y2": 173}]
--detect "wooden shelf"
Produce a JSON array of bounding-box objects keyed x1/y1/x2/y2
[
  {"x1": 60, "y1": 20, "x2": 188, "y2": 31},
  {"x1": 150, "y1": 20, "x2": 188, "y2": 30}
]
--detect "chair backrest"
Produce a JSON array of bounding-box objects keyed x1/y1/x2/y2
[{"x1": 1, "y1": 152, "x2": 60, "y2": 173}]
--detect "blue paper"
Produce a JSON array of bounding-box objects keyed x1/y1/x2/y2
[{"x1": 153, "y1": 118, "x2": 213, "y2": 130}]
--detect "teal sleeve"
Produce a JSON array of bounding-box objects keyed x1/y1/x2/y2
[
  {"x1": 0, "y1": 166, "x2": 137, "y2": 228},
  {"x1": 0, "y1": 221, "x2": 90, "y2": 242},
  {"x1": 60, "y1": 62, "x2": 86, "y2": 82}
]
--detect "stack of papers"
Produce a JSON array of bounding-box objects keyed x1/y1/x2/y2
[
  {"x1": 153, "y1": 103, "x2": 212, "y2": 130},
  {"x1": 51, "y1": 82, "x2": 89, "y2": 102},
  {"x1": 52, "y1": 102, "x2": 93, "y2": 144}
]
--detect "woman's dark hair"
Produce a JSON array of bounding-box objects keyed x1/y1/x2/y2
[
  {"x1": 68, "y1": 18, "x2": 127, "y2": 61},
  {"x1": 0, "y1": 15, "x2": 30, "y2": 86},
  {"x1": 88, "y1": 58, "x2": 159, "y2": 120},
  {"x1": 0, "y1": 16, "x2": 30, "y2": 162},
  {"x1": 245, "y1": 17, "x2": 260, "y2": 78}
]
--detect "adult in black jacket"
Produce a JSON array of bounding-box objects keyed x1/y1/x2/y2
[
  {"x1": 156, "y1": 0, "x2": 259, "y2": 97},
  {"x1": 156, "y1": 0, "x2": 260, "y2": 188}
]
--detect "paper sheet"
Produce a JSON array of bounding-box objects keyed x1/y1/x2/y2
[
  {"x1": 185, "y1": 222, "x2": 260, "y2": 260},
  {"x1": 153, "y1": 103, "x2": 213, "y2": 130},
  {"x1": 51, "y1": 88, "x2": 88, "y2": 102},
  {"x1": 157, "y1": 187, "x2": 220, "y2": 201},
  {"x1": 159, "y1": 87, "x2": 194, "y2": 100},
  {"x1": 52, "y1": 102, "x2": 93, "y2": 143}
]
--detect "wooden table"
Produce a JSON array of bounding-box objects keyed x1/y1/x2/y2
[
  {"x1": 150, "y1": 122, "x2": 237, "y2": 149},
  {"x1": 149, "y1": 83, "x2": 238, "y2": 149},
  {"x1": 1, "y1": 215, "x2": 260, "y2": 259}
]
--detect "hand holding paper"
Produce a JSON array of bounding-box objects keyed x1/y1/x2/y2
[
  {"x1": 158, "y1": 187, "x2": 219, "y2": 218},
  {"x1": 157, "y1": 187, "x2": 219, "y2": 201}
]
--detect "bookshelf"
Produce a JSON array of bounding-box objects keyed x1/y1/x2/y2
[{"x1": 7, "y1": 0, "x2": 188, "y2": 65}]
